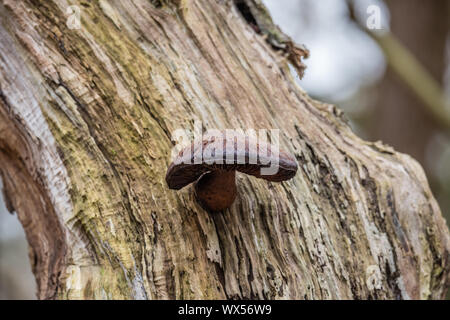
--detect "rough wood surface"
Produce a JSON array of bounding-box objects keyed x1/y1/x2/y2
[{"x1": 0, "y1": 0, "x2": 449, "y2": 299}]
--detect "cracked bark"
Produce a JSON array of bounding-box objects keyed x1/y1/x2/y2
[{"x1": 0, "y1": 0, "x2": 449, "y2": 299}]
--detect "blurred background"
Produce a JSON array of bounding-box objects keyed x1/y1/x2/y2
[{"x1": 1, "y1": 0, "x2": 449, "y2": 299}]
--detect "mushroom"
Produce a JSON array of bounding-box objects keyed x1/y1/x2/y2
[{"x1": 165, "y1": 134, "x2": 298, "y2": 212}]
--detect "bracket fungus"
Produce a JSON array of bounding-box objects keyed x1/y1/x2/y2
[{"x1": 166, "y1": 134, "x2": 298, "y2": 212}]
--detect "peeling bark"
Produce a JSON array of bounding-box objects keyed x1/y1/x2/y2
[{"x1": 0, "y1": 0, "x2": 449, "y2": 299}]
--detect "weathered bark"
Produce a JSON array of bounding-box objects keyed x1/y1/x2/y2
[{"x1": 0, "y1": 0, "x2": 449, "y2": 300}]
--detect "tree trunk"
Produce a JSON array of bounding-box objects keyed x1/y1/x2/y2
[{"x1": 0, "y1": 0, "x2": 449, "y2": 300}]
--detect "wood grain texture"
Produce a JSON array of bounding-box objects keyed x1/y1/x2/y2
[{"x1": 0, "y1": 0, "x2": 449, "y2": 299}]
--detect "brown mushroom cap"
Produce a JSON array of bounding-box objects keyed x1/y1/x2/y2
[{"x1": 166, "y1": 135, "x2": 298, "y2": 211}]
